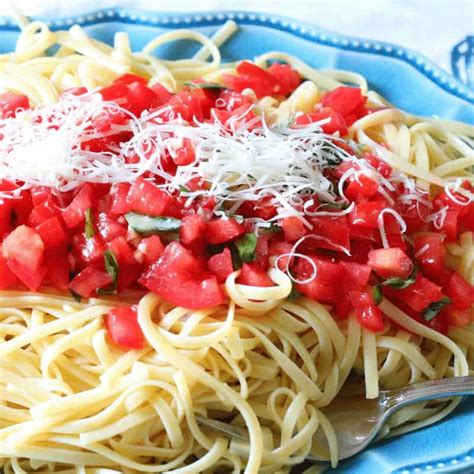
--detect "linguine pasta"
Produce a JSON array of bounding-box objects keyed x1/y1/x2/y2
[{"x1": 0, "y1": 18, "x2": 473, "y2": 474}]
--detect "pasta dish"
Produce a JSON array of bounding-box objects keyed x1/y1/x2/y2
[{"x1": 0, "y1": 15, "x2": 473, "y2": 474}]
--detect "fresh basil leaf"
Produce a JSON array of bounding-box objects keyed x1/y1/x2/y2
[
  {"x1": 423, "y1": 297, "x2": 452, "y2": 321},
  {"x1": 235, "y1": 233, "x2": 258, "y2": 264},
  {"x1": 185, "y1": 81, "x2": 226, "y2": 90},
  {"x1": 381, "y1": 266, "x2": 418, "y2": 289},
  {"x1": 85, "y1": 208, "x2": 95, "y2": 239},
  {"x1": 101, "y1": 249, "x2": 119, "y2": 294},
  {"x1": 317, "y1": 201, "x2": 349, "y2": 211},
  {"x1": 288, "y1": 284, "x2": 301, "y2": 301},
  {"x1": 70, "y1": 289, "x2": 82, "y2": 303},
  {"x1": 178, "y1": 185, "x2": 190, "y2": 193},
  {"x1": 125, "y1": 212, "x2": 181, "y2": 235},
  {"x1": 261, "y1": 224, "x2": 282, "y2": 234},
  {"x1": 372, "y1": 285, "x2": 383, "y2": 306}
]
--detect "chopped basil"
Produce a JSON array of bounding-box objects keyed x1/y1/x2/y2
[
  {"x1": 261, "y1": 224, "x2": 282, "y2": 234},
  {"x1": 125, "y1": 212, "x2": 181, "y2": 235},
  {"x1": 372, "y1": 285, "x2": 383, "y2": 306},
  {"x1": 235, "y1": 233, "x2": 258, "y2": 263},
  {"x1": 97, "y1": 250, "x2": 119, "y2": 295},
  {"x1": 184, "y1": 81, "x2": 226, "y2": 90},
  {"x1": 178, "y1": 185, "x2": 190, "y2": 193},
  {"x1": 422, "y1": 297, "x2": 452, "y2": 321},
  {"x1": 317, "y1": 201, "x2": 349, "y2": 211},
  {"x1": 288, "y1": 284, "x2": 302, "y2": 301},
  {"x1": 380, "y1": 266, "x2": 418, "y2": 290},
  {"x1": 70, "y1": 289, "x2": 82, "y2": 303},
  {"x1": 85, "y1": 208, "x2": 95, "y2": 239}
]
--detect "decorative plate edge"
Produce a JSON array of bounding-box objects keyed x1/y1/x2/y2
[{"x1": 0, "y1": 8, "x2": 473, "y2": 104}]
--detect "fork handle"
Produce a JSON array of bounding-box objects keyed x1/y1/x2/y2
[{"x1": 383, "y1": 376, "x2": 474, "y2": 410}]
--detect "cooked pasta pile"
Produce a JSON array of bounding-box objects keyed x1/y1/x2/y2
[{"x1": 0, "y1": 17, "x2": 473, "y2": 474}]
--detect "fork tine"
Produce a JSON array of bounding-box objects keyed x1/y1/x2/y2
[{"x1": 195, "y1": 414, "x2": 250, "y2": 442}]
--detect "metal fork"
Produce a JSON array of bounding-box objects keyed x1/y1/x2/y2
[{"x1": 196, "y1": 376, "x2": 474, "y2": 462}]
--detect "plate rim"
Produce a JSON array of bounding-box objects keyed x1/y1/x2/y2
[
  {"x1": 0, "y1": 8, "x2": 473, "y2": 106},
  {"x1": 0, "y1": 7, "x2": 472, "y2": 474}
]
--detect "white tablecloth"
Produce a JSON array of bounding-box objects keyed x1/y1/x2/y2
[{"x1": 2, "y1": 0, "x2": 473, "y2": 86}]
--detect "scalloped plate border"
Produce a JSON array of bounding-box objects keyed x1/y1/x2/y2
[
  {"x1": 0, "y1": 8, "x2": 473, "y2": 474},
  {"x1": 0, "y1": 8, "x2": 473, "y2": 104}
]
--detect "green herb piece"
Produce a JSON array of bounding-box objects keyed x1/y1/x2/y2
[
  {"x1": 261, "y1": 224, "x2": 282, "y2": 234},
  {"x1": 178, "y1": 185, "x2": 190, "y2": 193},
  {"x1": 288, "y1": 284, "x2": 302, "y2": 301},
  {"x1": 97, "y1": 250, "x2": 119, "y2": 295},
  {"x1": 372, "y1": 285, "x2": 383, "y2": 306},
  {"x1": 422, "y1": 297, "x2": 452, "y2": 321},
  {"x1": 70, "y1": 290, "x2": 82, "y2": 303},
  {"x1": 184, "y1": 81, "x2": 226, "y2": 90},
  {"x1": 235, "y1": 233, "x2": 258, "y2": 263},
  {"x1": 125, "y1": 212, "x2": 181, "y2": 235},
  {"x1": 381, "y1": 266, "x2": 418, "y2": 290},
  {"x1": 316, "y1": 201, "x2": 349, "y2": 211},
  {"x1": 85, "y1": 208, "x2": 95, "y2": 239}
]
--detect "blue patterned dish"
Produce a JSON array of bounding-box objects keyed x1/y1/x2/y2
[{"x1": 0, "y1": 9, "x2": 473, "y2": 474}]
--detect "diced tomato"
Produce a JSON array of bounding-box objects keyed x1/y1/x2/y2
[
  {"x1": 321, "y1": 86, "x2": 367, "y2": 118},
  {"x1": 348, "y1": 291, "x2": 384, "y2": 332},
  {"x1": 254, "y1": 235, "x2": 270, "y2": 270},
  {"x1": 69, "y1": 266, "x2": 112, "y2": 297},
  {"x1": 110, "y1": 183, "x2": 132, "y2": 215},
  {"x1": 435, "y1": 207, "x2": 459, "y2": 241},
  {"x1": 0, "y1": 196, "x2": 12, "y2": 237},
  {"x1": 117, "y1": 262, "x2": 142, "y2": 291},
  {"x1": 414, "y1": 234, "x2": 451, "y2": 286},
  {"x1": 445, "y1": 272, "x2": 474, "y2": 310},
  {"x1": 294, "y1": 107, "x2": 348, "y2": 136},
  {"x1": 0, "y1": 91, "x2": 29, "y2": 118},
  {"x1": 106, "y1": 236, "x2": 136, "y2": 266},
  {"x1": 27, "y1": 199, "x2": 59, "y2": 227},
  {"x1": 96, "y1": 213, "x2": 127, "y2": 242},
  {"x1": 150, "y1": 82, "x2": 173, "y2": 104},
  {"x1": 36, "y1": 217, "x2": 68, "y2": 249},
  {"x1": 295, "y1": 255, "x2": 342, "y2": 303},
  {"x1": 73, "y1": 234, "x2": 105, "y2": 266},
  {"x1": 215, "y1": 89, "x2": 253, "y2": 112},
  {"x1": 267, "y1": 63, "x2": 301, "y2": 96},
  {"x1": 442, "y1": 305, "x2": 472, "y2": 327},
  {"x1": 0, "y1": 254, "x2": 17, "y2": 289},
  {"x1": 239, "y1": 197, "x2": 277, "y2": 220},
  {"x1": 367, "y1": 248, "x2": 413, "y2": 279},
  {"x1": 30, "y1": 186, "x2": 53, "y2": 206},
  {"x1": 385, "y1": 274, "x2": 444, "y2": 312},
  {"x1": 223, "y1": 61, "x2": 278, "y2": 98},
  {"x1": 364, "y1": 154, "x2": 392, "y2": 178},
  {"x1": 2, "y1": 225, "x2": 44, "y2": 270},
  {"x1": 44, "y1": 248, "x2": 70, "y2": 292},
  {"x1": 63, "y1": 184, "x2": 95, "y2": 229},
  {"x1": 281, "y1": 216, "x2": 307, "y2": 242},
  {"x1": 126, "y1": 178, "x2": 171, "y2": 216},
  {"x1": 434, "y1": 189, "x2": 471, "y2": 218},
  {"x1": 114, "y1": 73, "x2": 147, "y2": 85},
  {"x1": 99, "y1": 81, "x2": 129, "y2": 103},
  {"x1": 238, "y1": 263, "x2": 273, "y2": 287},
  {"x1": 11, "y1": 190, "x2": 33, "y2": 226},
  {"x1": 426, "y1": 311, "x2": 449, "y2": 335},
  {"x1": 7, "y1": 260, "x2": 47, "y2": 291},
  {"x1": 398, "y1": 201, "x2": 430, "y2": 233},
  {"x1": 127, "y1": 82, "x2": 160, "y2": 116},
  {"x1": 305, "y1": 216, "x2": 350, "y2": 254},
  {"x1": 206, "y1": 218, "x2": 245, "y2": 245},
  {"x1": 268, "y1": 240, "x2": 294, "y2": 271},
  {"x1": 349, "y1": 200, "x2": 387, "y2": 229},
  {"x1": 137, "y1": 235, "x2": 164, "y2": 265},
  {"x1": 347, "y1": 239, "x2": 374, "y2": 264},
  {"x1": 344, "y1": 173, "x2": 379, "y2": 202},
  {"x1": 180, "y1": 214, "x2": 206, "y2": 245},
  {"x1": 139, "y1": 242, "x2": 226, "y2": 308},
  {"x1": 208, "y1": 248, "x2": 234, "y2": 283},
  {"x1": 105, "y1": 305, "x2": 144, "y2": 350},
  {"x1": 174, "y1": 138, "x2": 196, "y2": 166}
]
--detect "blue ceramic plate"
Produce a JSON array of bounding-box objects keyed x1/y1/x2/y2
[{"x1": 0, "y1": 9, "x2": 473, "y2": 474}]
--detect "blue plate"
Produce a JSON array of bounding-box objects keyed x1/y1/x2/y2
[{"x1": 0, "y1": 9, "x2": 473, "y2": 474}]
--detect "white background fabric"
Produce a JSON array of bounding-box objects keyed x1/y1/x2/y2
[{"x1": 1, "y1": 0, "x2": 473, "y2": 78}]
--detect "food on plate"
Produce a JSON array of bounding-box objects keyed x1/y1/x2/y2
[{"x1": 0, "y1": 17, "x2": 473, "y2": 474}]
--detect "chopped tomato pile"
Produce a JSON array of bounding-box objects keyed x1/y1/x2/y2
[{"x1": 0, "y1": 63, "x2": 473, "y2": 351}]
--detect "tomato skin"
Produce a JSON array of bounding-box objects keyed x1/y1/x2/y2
[
  {"x1": 268, "y1": 240, "x2": 294, "y2": 271},
  {"x1": 434, "y1": 190, "x2": 471, "y2": 218},
  {"x1": 27, "y1": 199, "x2": 59, "y2": 227},
  {"x1": 96, "y1": 213, "x2": 127, "y2": 242},
  {"x1": 266, "y1": 63, "x2": 301, "y2": 96},
  {"x1": 208, "y1": 248, "x2": 234, "y2": 283},
  {"x1": 446, "y1": 272, "x2": 474, "y2": 310},
  {"x1": 126, "y1": 178, "x2": 171, "y2": 217},
  {"x1": 385, "y1": 274, "x2": 444, "y2": 312},
  {"x1": 367, "y1": 248, "x2": 413, "y2": 279},
  {"x1": 442, "y1": 305, "x2": 472, "y2": 327},
  {"x1": 73, "y1": 234, "x2": 105, "y2": 266},
  {"x1": 238, "y1": 263, "x2": 273, "y2": 287},
  {"x1": 0, "y1": 254, "x2": 17, "y2": 289},
  {"x1": 110, "y1": 183, "x2": 132, "y2": 215},
  {"x1": 321, "y1": 86, "x2": 366, "y2": 118},
  {"x1": 345, "y1": 174, "x2": 379, "y2": 202},
  {"x1": 294, "y1": 108, "x2": 348, "y2": 136},
  {"x1": 349, "y1": 201, "x2": 387, "y2": 229},
  {"x1": 364, "y1": 154, "x2": 392, "y2": 178},
  {"x1": 206, "y1": 218, "x2": 245, "y2": 245},
  {"x1": 139, "y1": 242, "x2": 226, "y2": 309},
  {"x1": 100, "y1": 81, "x2": 129, "y2": 103},
  {"x1": 105, "y1": 305, "x2": 144, "y2": 350},
  {"x1": 114, "y1": 73, "x2": 147, "y2": 85},
  {"x1": 306, "y1": 216, "x2": 350, "y2": 254},
  {"x1": 63, "y1": 184, "x2": 95, "y2": 229},
  {"x1": 106, "y1": 236, "x2": 136, "y2": 266},
  {"x1": 7, "y1": 260, "x2": 47, "y2": 291},
  {"x1": 281, "y1": 216, "x2": 307, "y2": 243},
  {"x1": 137, "y1": 235, "x2": 164, "y2": 265},
  {"x1": 69, "y1": 266, "x2": 112, "y2": 297},
  {"x1": 180, "y1": 214, "x2": 206, "y2": 245},
  {"x1": 349, "y1": 291, "x2": 385, "y2": 332},
  {"x1": 414, "y1": 234, "x2": 451, "y2": 286},
  {"x1": 0, "y1": 91, "x2": 29, "y2": 118},
  {"x1": 127, "y1": 82, "x2": 161, "y2": 116},
  {"x1": 0, "y1": 196, "x2": 12, "y2": 237},
  {"x1": 36, "y1": 217, "x2": 68, "y2": 249},
  {"x1": 44, "y1": 248, "x2": 70, "y2": 292},
  {"x1": 239, "y1": 197, "x2": 277, "y2": 220},
  {"x1": 223, "y1": 61, "x2": 278, "y2": 98},
  {"x1": 2, "y1": 225, "x2": 44, "y2": 270},
  {"x1": 150, "y1": 82, "x2": 173, "y2": 104}
]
